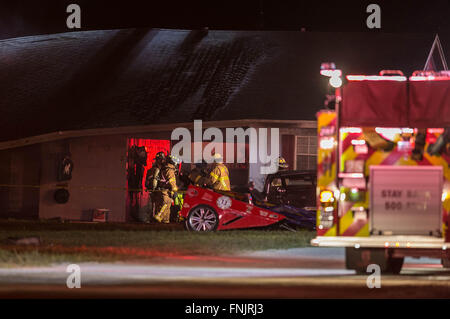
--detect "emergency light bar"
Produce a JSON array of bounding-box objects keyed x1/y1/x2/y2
[
  {"x1": 320, "y1": 69, "x2": 342, "y2": 77},
  {"x1": 409, "y1": 75, "x2": 450, "y2": 81},
  {"x1": 411, "y1": 70, "x2": 450, "y2": 80},
  {"x1": 320, "y1": 62, "x2": 343, "y2": 88},
  {"x1": 341, "y1": 127, "x2": 362, "y2": 133},
  {"x1": 346, "y1": 75, "x2": 407, "y2": 81}
]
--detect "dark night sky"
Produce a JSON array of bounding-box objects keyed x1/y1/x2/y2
[{"x1": 0, "y1": 0, "x2": 449, "y2": 39}]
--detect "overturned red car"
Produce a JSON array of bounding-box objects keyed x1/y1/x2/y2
[{"x1": 180, "y1": 185, "x2": 286, "y2": 231}]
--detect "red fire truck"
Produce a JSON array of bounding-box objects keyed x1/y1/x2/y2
[{"x1": 311, "y1": 68, "x2": 450, "y2": 274}]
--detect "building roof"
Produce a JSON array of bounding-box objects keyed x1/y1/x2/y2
[{"x1": 0, "y1": 29, "x2": 446, "y2": 142}]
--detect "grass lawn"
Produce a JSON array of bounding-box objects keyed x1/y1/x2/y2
[{"x1": 0, "y1": 219, "x2": 315, "y2": 267}]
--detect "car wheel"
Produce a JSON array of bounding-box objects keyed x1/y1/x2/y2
[{"x1": 185, "y1": 205, "x2": 219, "y2": 232}]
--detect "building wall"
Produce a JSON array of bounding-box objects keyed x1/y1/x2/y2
[
  {"x1": 0, "y1": 145, "x2": 40, "y2": 219},
  {"x1": 39, "y1": 135, "x2": 128, "y2": 222},
  {"x1": 0, "y1": 120, "x2": 317, "y2": 222}
]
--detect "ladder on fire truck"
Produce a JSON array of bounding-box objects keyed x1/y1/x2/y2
[{"x1": 424, "y1": 34, "x2": 448, "y2": 71}]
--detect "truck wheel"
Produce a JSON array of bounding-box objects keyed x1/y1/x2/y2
[
  {"x1": 345, "y1": 248, "x2": 404, "y2": 274},
  {"x1": 185, "y1": 205, "x2": 219, "y2": 232},
  {"x1": 386, "y1": 257, "x2": 404, "y2": 275},
  {"x1": 345, "y1": 247, "x2": 370, "y2": 274}
]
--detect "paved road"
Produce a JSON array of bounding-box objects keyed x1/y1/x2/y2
[{"x1": 0, "y1": 248, "x2": 449, "y2": 298}]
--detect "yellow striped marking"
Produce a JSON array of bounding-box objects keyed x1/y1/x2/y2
[
  {"x1": 364, "y1": 151, "x2": 388, "y2": 174},
  {"x1": 324, "y1": 225, "x2": 337, "y2": 236},
  {"x1": 317, "y1": 112, "x2": 336, "y2": 132},
  {"x1": 340, "y1": 145, "x2": 359, "y2": 172},
  {"x1": 318, "y1": 163, "x2": 336, "y2": 188},
  {"x1": 424, "y1": 153, "x2": 450, "y2": 181},
  {"x1": 339, "y1": 210, "x2": 354, "y2": 235},
  {"x1": 355, "y1": 223, "x2": 369, "y2": 236}
]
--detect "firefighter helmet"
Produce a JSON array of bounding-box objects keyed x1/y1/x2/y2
[
  {"x1": 154, "y1": 151, "x2": 166, "y2": 161},
  {"x1": 168, "y1": 154, "x2": 181, "y2": 165},
  {"x1": 212, "y1": 153, "x2": 223, "y2": 163},
  {"x1": 277, "y1": 157, "x2": 289, "y2": 170}
]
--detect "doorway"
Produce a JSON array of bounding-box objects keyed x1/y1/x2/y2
[{"x1": 126, "y1": 138, "x2": 170, "y2": 222}]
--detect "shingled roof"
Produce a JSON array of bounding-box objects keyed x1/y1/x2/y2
[{"x1": 0, "y1": 29, "x2": 446, "y2": 142}]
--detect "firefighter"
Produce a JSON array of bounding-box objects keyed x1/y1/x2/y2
[
  {"x1": 271, "y1": 157, "x2": 289, "y2": 187},
  {"x1": 145, "y1": 152, "x2": 166, "y2": 191},
  {"x1": 145, "y1": 151, "x2": 166, "y2": 219},
  {"x1": 277, "y1": 157, "x2": 289, "y2": 170},
  {"x1": 154, "y1": 154, "x2": 180, "y2": 224},
  {"x1": 206, "y1": 153, "x2": 231, "y2": 191},
  {"x1": 188, "y1": 161, "x2": 208, "y2": 186}
]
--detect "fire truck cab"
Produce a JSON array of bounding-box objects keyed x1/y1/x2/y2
[{"x1": 311, "y1": 68, "x2": 450, "y2": 274}]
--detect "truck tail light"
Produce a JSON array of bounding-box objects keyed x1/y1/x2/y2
[
  {"x1": 319, "y1": 190, "x2": 336, "y2": 229},
  {"x1": 319, "y1": 206, "x2": 335, "y2": 229}
]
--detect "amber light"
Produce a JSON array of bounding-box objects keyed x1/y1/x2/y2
[{"x1": 320, "y1": 190, "x2": 334, "y2": 203}]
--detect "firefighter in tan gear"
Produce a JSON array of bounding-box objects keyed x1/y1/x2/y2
[
  {"x1": 154, "y1": 155, "x2": 180, "y2": 223},
  {"x1": 206, "y1": 154, "x2": 231, "y2": 191},
  {"x1": 145, "y1": 152, "x2": 166, "y2": 191},
  {"x1": 145, "y1": 152, "x2": 166, "y2": 219}
]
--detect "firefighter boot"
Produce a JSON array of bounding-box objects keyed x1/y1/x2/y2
[
  {"x1": 155, "y1": 202, "x2": 171, "y2": 223},
  {"x1": 153, "y1": 211, "x2": 163, "y2": 223},
  {"x1": 160, "y1": 200, "x2": 172, "y2": 224},
  {"x1": 153, "y1": 191, "x2": 167, "y2": 223},
  {"x1": 153, "y1": 199, "x2": 165, "y2": 223}
]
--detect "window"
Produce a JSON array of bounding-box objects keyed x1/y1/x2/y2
[{"x1": 296, "y1": 135, "x2": 317, "y2": 170}]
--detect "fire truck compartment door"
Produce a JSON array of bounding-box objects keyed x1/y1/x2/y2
[
  {"x1": 409, "y1": 79, "x2": 450, "y2": 128},
  {"x1": 370, "y1": 166, "x2": 442, "y2": 236},
  {"x1": 341, "y1": 80, "x2": 408, "y2": 127}
]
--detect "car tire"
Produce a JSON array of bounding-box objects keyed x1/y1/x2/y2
[{"x1": 185, "y1": 205, "x2": 219, "y2": 232}]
